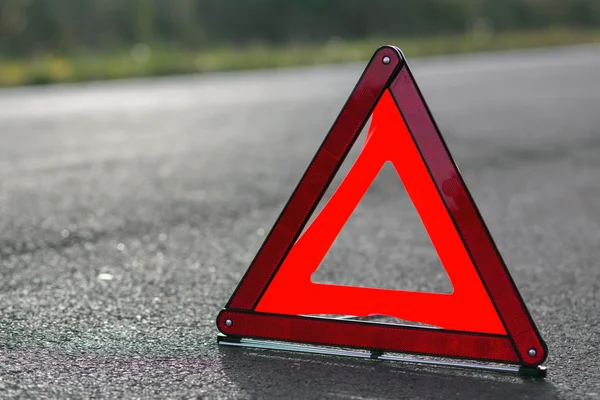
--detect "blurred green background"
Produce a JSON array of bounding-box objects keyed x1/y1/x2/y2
[{"x1": 1, "y1": 0, "x2": 600, "y2": 87}]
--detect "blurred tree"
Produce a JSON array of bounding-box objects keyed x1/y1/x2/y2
[{"x1": 0, "y1": 0, "x2": 599, "y2": 57}]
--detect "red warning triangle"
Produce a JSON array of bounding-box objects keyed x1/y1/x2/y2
[
  {"x1": 256, "y1": 90, "x2": 504, "y2": 335},
  {"x1": 217, "y1": 46, "x2": 547, "y2": 370}
]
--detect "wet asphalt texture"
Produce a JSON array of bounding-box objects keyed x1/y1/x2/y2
[{"x1": 0, "y1": 45, "x2": 599, "y2": 399}]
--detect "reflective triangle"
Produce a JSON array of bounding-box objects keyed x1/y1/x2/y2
[
  {"x1": 217, "y1": 46, "x2": 547, "y2": 369},
  {"x1": 255, "y1": 91, "x2": 504, "y2": 334}
]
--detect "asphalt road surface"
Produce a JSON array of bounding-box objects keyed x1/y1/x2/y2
[{"x1": 1, "y1": 45, "x2": 599, "y2": 399}]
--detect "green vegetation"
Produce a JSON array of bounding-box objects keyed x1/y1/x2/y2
[
  {"x1": 1, "y1": 0, "x2": 599, "y2": 87},
  {"x1": 1, "y1": 28, "x2": 600, "y2": 87}
]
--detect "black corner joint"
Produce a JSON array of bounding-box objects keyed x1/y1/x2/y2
[
  {"x1": 518, "y1": 365, "x2": 547, "y2": 379},
  {"x1": 217, "y1": 333, "x2": 242, "y2": 344}
]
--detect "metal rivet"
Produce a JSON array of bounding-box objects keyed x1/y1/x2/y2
[
  {"x1": 382, "y1": 56, "x2": 391, "y2": 65},
  {"x1": 528, "y1": 348, "x2": 537, "y2": 357},
  {"x1": 225, "y1": 319, "x2": 233, "y2": 327}
]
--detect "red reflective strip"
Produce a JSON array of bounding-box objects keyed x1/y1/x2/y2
[
  {"x1": 389, "y1": 66, "x2": 547, "y2": 365},
  {"x1": 218, "y1": 310, "x2": 520, "y2": 363},
  {"x1": 227, "y1": 47, "x2": 402, "y2": 310},
  {"x1": 255, "y1": 90, "x2": 505, "y2": 335}
]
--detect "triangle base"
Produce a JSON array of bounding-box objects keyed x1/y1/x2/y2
[
  {"x1": 216, "y1": 333, "x2": 547, "y2": 378},
  {"x1": 217, "y1": 310, "x2": 542, "y2": 367}
]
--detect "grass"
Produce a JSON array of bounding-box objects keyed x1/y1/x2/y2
[{"x1": 1, "y1": 27, "x2": 600, "y2": 87}]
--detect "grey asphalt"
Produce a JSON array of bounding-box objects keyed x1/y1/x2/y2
[{"x1": 0, "y1": 45, "x2": 599, "y2": 399}]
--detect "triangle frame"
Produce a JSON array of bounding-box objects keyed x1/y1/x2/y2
[{"x1": 216, "y1": 46, "x2": 548, "y2": 374}]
